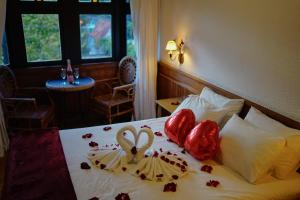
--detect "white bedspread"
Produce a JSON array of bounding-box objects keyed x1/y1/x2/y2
[{"x1": 59, "y1": 117, "x2": 300, "y2": 200}]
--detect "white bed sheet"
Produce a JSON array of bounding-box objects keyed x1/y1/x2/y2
[{"x1": 60, "y1": 117, "x2": 300, "y2": 200}]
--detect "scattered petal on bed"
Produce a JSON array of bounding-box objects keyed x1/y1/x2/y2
[
  {"x1": 163, "y1": 182, "x2": 177, "y2": 192},
  {"x1": 115, "y1": 193, "x2": 130, "y2": 200},
  {"x1": 201, "y1": 165, "x2": 213, "y2": 174},
  {"x1": 206, "y1": 180, "x2": 220, "y2": 187},
  {"x1": 80, "y1": 162, "x2": 91, "y2": 170},
  {"x1": 103, "y1": 126, "x2": 112, "y2": 131},
  {"x1": 154, "y1": 132, "x2": 163, "y2": 137},
  {"x1": 89, "y1": 141, "x2": 98, "y2": 147}
]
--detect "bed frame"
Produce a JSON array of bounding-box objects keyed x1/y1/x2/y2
[{"x1": 157, "y1": 61, "x2": 300, "y2": 130}]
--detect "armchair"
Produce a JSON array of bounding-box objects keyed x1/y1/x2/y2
[
  {"x1": 0, "y1": 66, "x2": 55, "y2": 131},
  {"x1": 89, "y1": 56, "x2": 136, "y2": 124}
]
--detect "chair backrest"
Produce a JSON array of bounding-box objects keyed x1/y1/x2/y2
[
  {"x1": 0, "y1": 66, "x2": 17, "y2": 99},
  {"x1": 118, "y1": 56, "x2": 136, "y2": 85}
]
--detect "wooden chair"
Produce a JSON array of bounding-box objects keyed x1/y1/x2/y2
[
  {"x1": 0, "y1": 66, "x2": 55, "y2": 131},
  {"x1": 89, "y1": 56, "x2": 136, "y2": 124}
]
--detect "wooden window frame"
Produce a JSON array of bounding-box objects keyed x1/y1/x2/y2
[{"x1": 5, "y1": 0, "x2": 130, "y2": 68}]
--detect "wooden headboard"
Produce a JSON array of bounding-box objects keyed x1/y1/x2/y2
[{"x1": 157, "y1": 61, "x2": 300, "y2": 130}]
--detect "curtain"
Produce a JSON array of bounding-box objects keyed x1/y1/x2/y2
[
  {"x1": 130, "y1": 0, "x2": 159, "y2": 120},
  {"x1": 0, "y1": 0, "x2": 8, "y2": 157}
]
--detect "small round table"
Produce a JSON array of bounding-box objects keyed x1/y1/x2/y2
[
  {"x1": 45, "y1": 77, "x2": 95, "y2": 128},
  {"x1": 46, "y1": 77, "x2": 95, "y2": 92}
]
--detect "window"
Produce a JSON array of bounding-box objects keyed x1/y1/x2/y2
[
  {"x1": 6, "y1": 0, "x2": 132, "y2": 67},
  {"x1": 80, "y1": 14, "x2": 112, "y2": 59},
  {"x1": 126, "y1": 15, "x2": 135, "y2": 57},
  {"x1": 22, "y1": 14, "x2": 62, "y2": 62},
  {"x1": 0, "y1": 33, "x2": 9, "y2": 65}
]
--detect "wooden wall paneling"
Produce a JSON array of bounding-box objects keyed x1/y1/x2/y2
[{"x1": 157, "y1": 61, "x2": 300, "y2": 130}]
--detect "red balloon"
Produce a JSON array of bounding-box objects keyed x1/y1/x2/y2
[
  {"x1": 164, "y1": 109, "x2": 196, "y2": 147},
  {"x1": 184, "y1": 120, "x2": 220, "y2": 161}
]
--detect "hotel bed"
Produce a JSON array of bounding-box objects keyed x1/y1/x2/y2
[
  {"x1": 59, "y1": 117, "x2": 300, "y2": 200},
  {"x1": 3, "y1": 86, "x2": 300, "y2": 200}
]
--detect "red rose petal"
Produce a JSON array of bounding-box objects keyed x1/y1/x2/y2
[
  {"x1": 206, "y1": 180, "x2": 220, "y2": 187},
  {"x1": 95, "y1": 160, "x2": 100, "y2": 165},
  {"x1": 140, "y1": 173, "x2": 146, "y2": 180},
  {"x1": 181, "y1": 149, "x2": 186, "y2": 154},
  {"x1": 136, "y1": 170, "x2": 140, "y2": 174},
  {"x1": 172, "y1": 175, "x2": 178, "y2": 180},
  {"x1": 182, "y1": 161, "x2": 188, "y2": 166},
  {"x1": 156, "y1": 174, "x2": 164, "y2": 178},
  {"x1": 163, "y1": 182, "x2": 177, "y2": 192},
  {"x1": 122, "y1": 167, "x2": 127, "y2": 171},
  {"x1": 170, "y1": 161, "x2": 175, "y2": 165},
  {"x1": 201, "y1": 165, "x2": 213, "y2": 174},
  {"x1": 171, "y1": 101, "x2": 180, "y2": 105},
  {"x1": 141, "y1": 125, "x2": 151, "y2": 129},
  {"x1": 89, "y1": 141, "x2": 98, "y2": 147},
  {"x1": 115, "y1": 193, "x2": 130, "y2": 200},
  {"x1": 103, "y1": 126, "x2": 112, "y2": 131},
  {"x1": 153, "y1": 151, "x2": 159, "y2": 157},
  {"x1": 100, "y1": 164, "x2": 106, "y2": 169},
  {"x1": 113, "y1": 147, "x2": 117, "y2": 150},
  {"x1": 80, "y1": 162, "x2": 91, "y2": 170},
  {"x1": 154, "y1": 132, "x2": 163, "y2": 137}
]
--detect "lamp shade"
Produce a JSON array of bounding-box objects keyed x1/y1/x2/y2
[{"x1": 165, "y1": 40, "x2": 177, "y2": 51}]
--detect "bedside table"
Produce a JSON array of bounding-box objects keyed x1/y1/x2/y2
[{"x1": 155, "y1": 97, "x2": 182, "y2": 117}]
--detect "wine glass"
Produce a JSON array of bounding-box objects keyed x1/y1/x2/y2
[
  {"x1": 73, "y1": 67, "x2": 79, "y2": 84},
  {"x1": 60, "y1": 68, "x2": 66, "y2": 83}
]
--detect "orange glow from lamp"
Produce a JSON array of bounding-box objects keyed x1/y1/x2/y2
[{"x1": 165, "y1": 39, "x2": 184, "y2": 64}]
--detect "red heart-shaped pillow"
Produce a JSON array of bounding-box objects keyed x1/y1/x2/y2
[
  {"x1": 164, "y1": 109, "x2": 196, "y2": 147},
  {"x1": 184, "y1": 120, "x2": 220, "y2": 161}
]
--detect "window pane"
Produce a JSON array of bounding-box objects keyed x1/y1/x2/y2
[
  {"x1": 80, "y1": 15, "x2": 112, "y2": 59},
  {"x1": 22, "y1": 14, "x2": 62, "y2": 62},
  {"x1": 126, "y1": 15, "x2": 136, "y2": 57},
  {"x1": 0, "y1": 33, "x2": 9, "y2": 65},
  {"x1": 79, "y1": 0, "x2": 111, "y2": 2}
]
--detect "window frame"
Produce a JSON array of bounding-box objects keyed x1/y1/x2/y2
[{"x1": 5, "y1": 0, "x2": 131, "y2": 68}]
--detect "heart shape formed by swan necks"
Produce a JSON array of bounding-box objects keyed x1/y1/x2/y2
[
  {"x1": 116, "y1": 125, "x2": 154, "y2": 163},
  {"x1": 164, "y1": 109, "x2": 196, "y2": 147}
]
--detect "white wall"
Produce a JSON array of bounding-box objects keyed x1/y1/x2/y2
[{"x1": 159, "y1": 0, "x2": 300, "y2": 122}]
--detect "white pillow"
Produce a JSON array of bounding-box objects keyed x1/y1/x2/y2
[
  {"x1": 244, "y1": 107, "x2": 300, "y2": 179},
  {"x1": 199, "y1": 87, "x2": 244, "y2": 126},
  {"x1": 172, "y1": 95, "x2": 227, "y2": 124},
  {"x1": 220, "y1": 114, "x2": 285, "y2": 183}
]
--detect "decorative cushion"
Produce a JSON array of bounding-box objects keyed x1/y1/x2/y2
[
  {"x1": 244, "y1": 106, "x2": 300, "y2": 179},
  {"x1": 199, "y1": 87, "x2": 244, "y2": 126},
  {"x1": 172, "y1": 95, "x2": 227, "y2": 124},
  {"x1": 220, "y1": 114, "x2": 285, "y2": 183}
]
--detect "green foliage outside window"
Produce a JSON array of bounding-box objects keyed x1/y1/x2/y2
[{"x1": 22, "y1": 14, "x2": 61, "y2": 62}]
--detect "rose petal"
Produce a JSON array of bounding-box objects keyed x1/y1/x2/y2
[
  {"x1": 103, "y1": 126, "x2": 112, "y2": 131},
  {"x1": 172, "y1": 175, "x2": 178, "y2": 180},
  {"x1": 115, "y1": 193, "x2": 130, "y2": 200},
  {"x1": 131, "y1": 146, "x2": 137, "y2": 155},
  {"x1": 154, "y1": 132, "x2": 163, "y2": 137},
  {"x1": 163, "y1": 182, "x2": 177, "y2": 192},
  {"x1": 201, "y1": 165, "x2": 213, "y2": 174},
  {"x1": 80, "y1": 162, "x2": 91, "y2": 170},
  {"x1": 122, "y1": 167, "x2": 127, "y2": 171},
  {"x1": 100, "y1": 164, "x2": 106, "y2": 169},
  {"x1": 89, "y1": 141, "x2": 98, "y2": 147},
  {"x1": 140, "y1": 173, "x2": 146, "y2": 180},
  {"x1": 206, "y1": 180, "x2": 220, "y2": 187}
]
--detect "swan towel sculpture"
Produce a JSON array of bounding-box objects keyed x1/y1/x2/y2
[{"x1": 87, "y1": 125, "x2": 191, "y2": 181}]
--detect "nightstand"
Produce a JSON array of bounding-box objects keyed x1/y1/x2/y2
[{"x1": 155, "y1": 97, "x2": 182, "y2": 117}]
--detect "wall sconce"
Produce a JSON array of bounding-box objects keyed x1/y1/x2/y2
[{"x1": 165, "y1": 39, "x2": 184, "y2": 64}]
